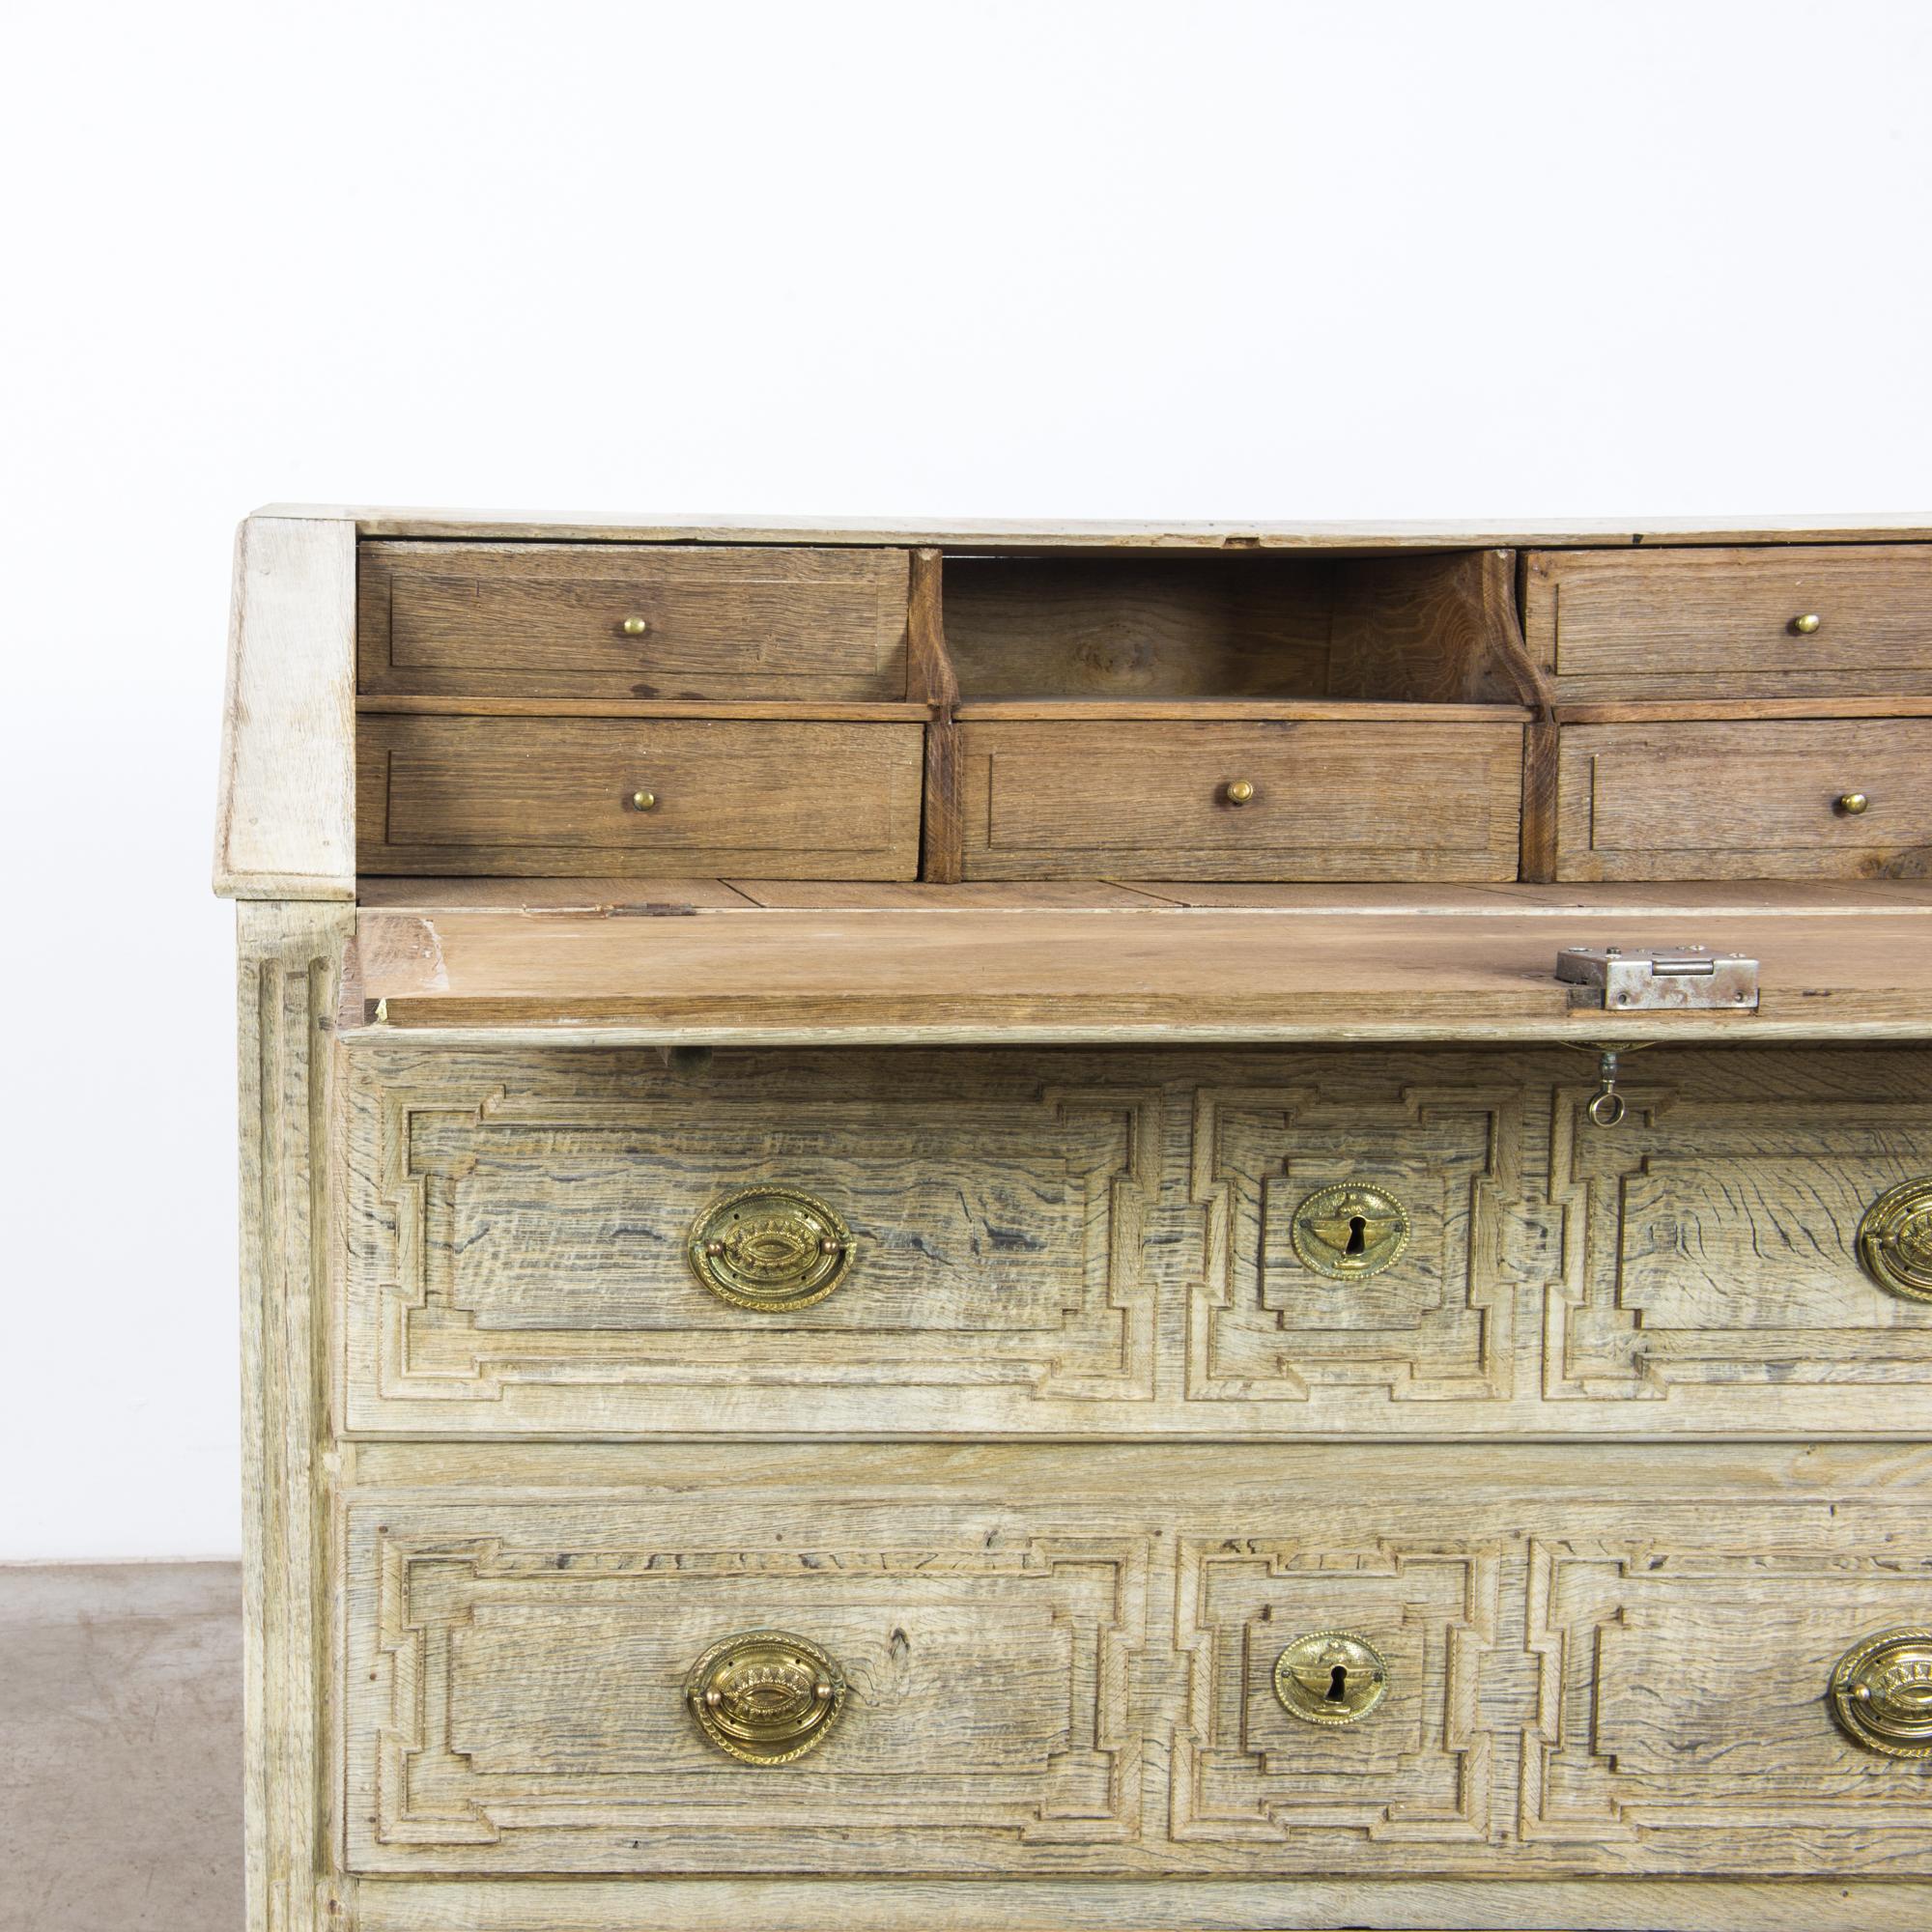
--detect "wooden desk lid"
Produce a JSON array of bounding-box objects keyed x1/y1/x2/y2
[{"x1": 349, "y1": 885, "x2": 1932, "y2": 1044}]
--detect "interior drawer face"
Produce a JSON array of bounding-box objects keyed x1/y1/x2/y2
[
  {"x1": 1526, "y1": 544, "x2": 1932, "y2": 699},
  {"x1": 356, "y1": 714, "x2": 923, "y2": 876},
  {"x1": 342, "y1": 1466, "x2": 1932, "y2": 1877},
  {"x1": 357, "y1": 542, "x2": 910, "y2": 699},
  {"x1": 343, "y1": 1045, "x2": 1157, "y2": 1434},
  {"x1": 958, "y1": 720, "x2": 1523, "y2": 880},
  {"x1": 1556, "y1": 719, "x2": 1932, "y2": 879}
]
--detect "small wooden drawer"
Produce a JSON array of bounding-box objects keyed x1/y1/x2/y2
[
  {"x1": 1555, "y1": 719, "x2": 1932, "y2": 879},
  {"x1": 341, "y1": 1449, "x2": 1932, "y2": 1878},
  {"x1": 1526, "y1": 544, "x2": 1932, "y2": 700},
  {"x1": 957, "y1": 719, "x2": 1524, "y2": 880},
  {"x1": 356, "y1": 713, "x2": 923, "y2": 876},
  {"x1": 357, "y1": 542, "x2": 911, "y2": 699}
]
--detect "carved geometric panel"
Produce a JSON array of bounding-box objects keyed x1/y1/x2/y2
[
  {"x1": 345, "y1": 1499, "x2": 1148, "y2": 1875},
  {"x1": 1546, "y1": 1083, "x2": 1932, "y2": 1415},
  {"x1": 343, "y1": 1046, "x2": 1158, "y2": 1433},
  {"x1": 1170, "y1": 1535, "x2": 1503, "y2": 1856},
  {"x1": 1519, "y1": 1503, "x2": 1932, "y2": 1872},
  {"x1": 1185, "y1": 1081, "x2": 1528, "y2": 1406}
]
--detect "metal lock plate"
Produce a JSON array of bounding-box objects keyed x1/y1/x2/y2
[
  {"x1": 1273, "y1": 1630, "x2": 1390, "y2": 1726},
  {"x1": 1556, "y1": 944, "x2": 1759, "y2": 1012}
]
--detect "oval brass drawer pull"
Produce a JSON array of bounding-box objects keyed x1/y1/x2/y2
[
  {"x1": 1857, "y1": 1179, "x2": 1932, "y2": 1304},
  {"x1": 1224, "y1": 779, "x2": 1256, "y2": 806},
  {"x1": 686, "y1": 1630, "x2": 846, "y2": 1764},
  {"x1": 620, "y1": 615, "x2": 650, "y2": 637},
  {"x1": 1837, "y1": 791, "x2": 1871, "y2": 814},
  {"x1": 1793, "y1": 612, "x2": 1823, "y2": 635},
  {"x1": 688, "y1": 1185, "x2": 855, "y2": 1311},
  {"x1": 1274, "y1": 1630, "x2": 1390, "y2": 1726},
  {"x1": 1831, "y1": 1628, "x2": 1932, "y2": 1756},
  {"x1": 630, "y1": 789, "x2": 658, "y2": 812}
]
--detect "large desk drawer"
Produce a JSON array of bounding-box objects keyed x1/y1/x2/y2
[
  {"x1": 342, "y1": 1042, "x2": 1932, "y2": 1437},
  {"x1": 341, "y1": 1447, "x2": 1932, "y2": 1878},
  {"x1": 358, "y1": 542, "x2": 911, "y2": 700},
  {"x1": 356, "y1": 714, "x2": 924, "y2": 876}
]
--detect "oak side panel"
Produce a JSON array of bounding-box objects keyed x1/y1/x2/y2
[
  {"x1": 214, "y1": 517, "x2": 356, "y2": 898},
  {"x1": 238, "y1": 902, "x2": 351, "y2": 1932}
]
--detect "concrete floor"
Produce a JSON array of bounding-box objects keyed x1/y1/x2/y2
[{"x1": 0, "y1": 1562, "x2": 242, "y2": 1932}]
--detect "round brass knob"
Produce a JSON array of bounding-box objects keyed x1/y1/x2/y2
[
  {"x1": 1224, "y1": 780, "x2": 1256, "y2": 806},
  {"x1": 1793, "y1": 612, "x2": 1822, "y2": 635},
  {"x1": 1830, "y1": 1628, "x2": 1932, "y2": 1756},
  {"x1": 1273, "y1": 1630, "x2": 1390, "y2": 1726},
  {"x1": 1857, "y1": 1178, "x2": 1932, "y2": 1304},
  {"x1": 1837, "y1": 791, "x2": 1870, "y2": 815},
  {"x1": 630, "y1": 790, "x2": 657, "y2": 811},
  {"x1": 685, "y1": 1630, "x2": 845, "y2": 1764},
  {"x1": 620, "y1": 615, "x2": 650, "y2": 637},
  {"x1": 688, "y1": 1186, "x2": 855, "y2": 1311}
]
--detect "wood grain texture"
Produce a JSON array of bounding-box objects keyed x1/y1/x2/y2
[
  {"x1": 1555, "y1": 719, "x2": 1932, "y2": 881},
  {"x1": 356, "y1": 715, "x2": 924, "y2": 877},
  {"x1": 958, "y1": 720, "x2": 1524, "y2": 882},
  {"x1": 336, "y1": 1443, "x2": 1932, "y2": 1880},
  {"x1": 213, "y1": 517, "x2": 356, "y2": 898},
  {"x1": 355, "y1": 696, "x2": 932, "y2": 720},
  {"x1": 1327, "y1": 549, "x2": 1552, "y2": 711},
  {"x1": 1526, "y1": 545, "x2": 1932, "y2": 700},
  {"x1": 260, "y1": 503, "x2": 1932, "y2": 548},
  {"x1": 347, "y1": 903, "x2": 1932, "y2": 1040},
  {"x1": 237, "y1": 901, "x2": 350, "y2": 1932},
  {"x1": 339, "y1": 1041, "x2": 1932, "y2": 1438},
  {"x1": 342, "y1": 1875, "x2": 1932, "y2": 1932},
  {"x1": 357, "y1": 542, "x2": 910, "y2": 700},
  {"x1": 944, "y1": 553, "x2": 1336, "y2": 697},
  {"x1": 905, "y1": 548, "x2": 962, "y2": 882}
]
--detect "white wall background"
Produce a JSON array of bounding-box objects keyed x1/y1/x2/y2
[{"x1": 3, "y1": 0, "x2": 1928, "y2": 1561}]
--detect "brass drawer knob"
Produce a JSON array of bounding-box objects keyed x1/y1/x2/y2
[
  {"x1": 1274, "y1": 1630, "x2": 1389, "y2": 1726},
  {"x1": 686, "y1": 1630, "x2": 846, "y2": 1764},
  {"x1": 1857, "y1": 1179, "x2": 1932, "y2": 1304},
  {"x1": 630, "y1": 789, "x2": 658, "y2": 812},
  {"x1": 1290, "y1": 1180, "x2": 1411, "y2": 1280},
  {"x1": 1224, "y1": 779, "x2": 1256, "y2": 806},
  {"x1": 620, "y1": 615, "x2": 651, "y2": 637},
  {"x1": 1837, "y1": 791, "x2": 1871, "y2": 815},
  {"x1": 1792, "y1": 612, "x2": 1823, "y2": 635},
  {"x1": 1831, "y1": 1628, "x2": 1932, "y2": 1756},
  {"x1": 688, "y1": 1186, "x2": 855, "y2": 1311}
]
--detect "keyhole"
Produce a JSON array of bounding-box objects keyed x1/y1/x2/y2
[
  {"x1": 1344, "y1": 1216, "x2": 1367, "y2": 1257},
  {"x1": 1326, "y1": 1663, "x2": 1350, "y2": 1703}
]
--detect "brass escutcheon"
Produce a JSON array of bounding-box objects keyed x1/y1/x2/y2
[
  {"x1": 685, "y1": 1630, "x2": 846, "y2": 1765},
  {"x1": 688, "y1": 1186, "x2": 855, "y2": 1311},
  {"x1": 1830, "y1": 1628, "x2": 1932, "y2": 1757},
  {"x1": 1856, "y1": 1179, "x2": 1932, "y2": 1304},
  {"x1": 1273, "y1": 1630, "x2": 1390, "y2": 1726},
  {"x1": 1290, "y1": 1180, "x2": 1411, "y2": 1280}
]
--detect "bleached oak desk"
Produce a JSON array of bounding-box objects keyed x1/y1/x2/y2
[{"x1": 219, "y1": 509, "x2": 1932, "y2": 1932}]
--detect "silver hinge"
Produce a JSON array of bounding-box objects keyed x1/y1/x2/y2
[{"x1": 1555, "y1": 944, "x2": 1760, "y2": 1012}]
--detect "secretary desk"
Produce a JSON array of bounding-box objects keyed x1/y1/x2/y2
[{"x1": 215, "y1": 508, "x2": 1932, "y2": 1932}]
